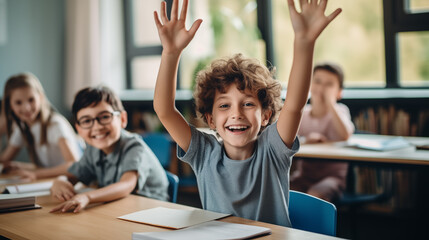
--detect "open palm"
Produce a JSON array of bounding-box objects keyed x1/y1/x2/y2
[
  {"x1": 288, "y1": 0, "x2": 341, "y2": 42},
  {"x1": 154, "y1": 0, "x2": 202, "y2": 54}
]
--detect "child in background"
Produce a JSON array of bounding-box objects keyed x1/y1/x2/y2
[
  {"x1": 0, "y1": 73, "x2": 82, "y2": 181},
  {"x1": 50, "y1": 86, "x2": 168, "y2": 213},
  {"x1": 290, "y1": 62, "x2": 355, "y2": 202},
  {"x1": 153, "y1": 0, "x2": 341, "y2": 227}
]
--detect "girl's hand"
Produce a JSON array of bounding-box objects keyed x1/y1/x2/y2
[
  {"x1": 287, "y1": 0, "x2": 341, "y2": 42},
  {"x1": 50, "y1": 193, "x2": 90, "y2": 213},
  {"x1": 1, "y1": 162, "x2": 18, "y2": 173},
  {"x1": 2, "y1": 161, "x2": 29, "y2": 173},
  {"x1": 50, "y1": 178, "x2": 76, "y2": 202},
  {"x1": 154, "y1": 0, "x2": 202, "y2": 54},
  {"x1": 14, "y1": 169, "x2": 37, "y2": 181}
]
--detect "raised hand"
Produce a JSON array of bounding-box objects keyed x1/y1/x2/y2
[
  {"x1": 287, "y1": 0, "x2": 341, "y2": 42},
  {"x1": 154, "y1": 0, "x2": 202, "y2": 54}
]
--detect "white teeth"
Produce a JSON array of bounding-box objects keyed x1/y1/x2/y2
[
  {"x1": 228, "y1": 126, "x2": 248, "y2": 130},
  {"x1": 93, "y1": 133, "x2": 107, "y2": 139}
]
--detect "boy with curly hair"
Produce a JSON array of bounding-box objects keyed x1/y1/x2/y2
[{"x1": 153, "y1": 0, "x2": 341, "y2": 226}]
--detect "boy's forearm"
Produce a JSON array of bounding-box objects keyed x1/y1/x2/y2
[
  {"x1": 83, "y1": 181, "x2": 135, "y2": 203},
  {"x1": 284, "y1": 39, "x2": 315, "y2": 112},
  {"x1": 153, "y1": 52, "x2": 181, "y2": 117},
  {"x1": 277, "y1": 40, "x2": 315, "y2": 147}
]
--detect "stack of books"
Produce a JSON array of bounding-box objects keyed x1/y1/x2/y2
[{"x1": 0, "y1": 194, "x2": 41, "y2": 213}]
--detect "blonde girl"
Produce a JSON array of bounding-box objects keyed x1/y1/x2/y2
[{"x1": 0, "y1": 73, "x2": 82, "y2": 181}]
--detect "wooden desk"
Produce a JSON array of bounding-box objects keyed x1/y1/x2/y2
[
  {"x1": 0, "y1": 194, "x2": 342, "y2": 240},
  {"x1": 295, "y1": 134, "x2": 429, "y2": 238},
  {"x1": 296, "y1": 134, "x2": 429, "y2": 166}
]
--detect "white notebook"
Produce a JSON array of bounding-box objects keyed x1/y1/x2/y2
[
  {"x1": 348, "y1": 136, "x2": 412, "y2": 151},
  {"x1": 5, "y1": 181, "x2": 53, "y2": 196},
  {"x1": 118, "y1": 207, "x2": 230, "y2": 229},
  {"x1": 132, "y1": 220, "x2": 272, "y2": 240}
]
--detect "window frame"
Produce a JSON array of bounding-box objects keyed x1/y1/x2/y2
[
  {"x1": 123, "y1": 0, "x2": 172, "y2": 89},
  {"x1": 123, "y1": 0, "x2": 429, "y2": 91},
  {"x1": 378, "y1": 0, "x2": 429, "y2": 88}
]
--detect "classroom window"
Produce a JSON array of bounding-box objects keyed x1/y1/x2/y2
[
  {"x1": 124, "y1": 0, "x2": 429, "y2": 91},
  {"x1": 124, "y1": 0, "x2": 262, "y2": 90},
  {"x1": 397, "y1": 31, "x2": 429, "y2": 87},
  {"x1": 131, "y1": 56, "x2": 162, "y2": 89},
  {"x1": 271, "y1": 0, "x2": 385, "y2": 88},
  {"x1": 406, "y1": 0, "x2": 429, "y2": 13},
  {"x1": 124, "y1": 0, "x2": 163, "y2": 89},
  {"x1": 132, "y1": 0, "x2": 161, "y2": 47},
  {"x1": 179, "y1": 0, "x2": 264, "y2": 90}
]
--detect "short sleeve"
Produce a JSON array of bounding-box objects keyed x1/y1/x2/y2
[
  {"x1": 68, "y1": 151, "x2": 96, "y2": 185},
  {"x1": 120, "y1": 142, "x2": 149, "y2": 183},
  {"x1": 259, "y1": 122, "x2": 300, "y2": 169},
  {"x1": 47, "y1": 115, "x2": 76, "y2": 143},
  {"x1": 177, "y1": 125, "x2": 220, "y2": 173}
]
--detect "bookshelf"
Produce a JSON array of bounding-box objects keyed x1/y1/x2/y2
[{"x1": 340, "y1": 96, "x2": 429, "y2": 214}]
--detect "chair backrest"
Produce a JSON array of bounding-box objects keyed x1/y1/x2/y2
[
  {"x1": 165, "y1": 171, "x2": 179, "y2": 203},
  {"x1": 289, "y1": 190, "x2": 337, "y2": 236},
  {"x1": 141, "y1": 133, "x2": 179, "y2": 203},
  {"x1": 142, "y1": 133, "x2": 171, "y2": 169}
]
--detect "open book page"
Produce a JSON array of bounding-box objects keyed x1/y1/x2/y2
[
  {"x1": 132, "y1": 220, "x2": 272, "y2": 240},
  {"x1": 118, "y1": 207, "x2": 230, "y2": 229}
]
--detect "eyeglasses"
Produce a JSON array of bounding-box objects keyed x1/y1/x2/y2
[{"x1": 77, "y1": 111, "x2": 121, "y2": 129}]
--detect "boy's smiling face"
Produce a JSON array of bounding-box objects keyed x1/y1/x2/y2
[
  {"x1": 206, "y1": 83, "x2": 271, "y2": 160},
  {"x1": 75, "y1": 101, "x2": 127, "y2": 154}
]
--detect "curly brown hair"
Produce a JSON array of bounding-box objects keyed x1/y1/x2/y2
[{"x1": 194, "y1": 54, "x2": 282, "y2": 126}]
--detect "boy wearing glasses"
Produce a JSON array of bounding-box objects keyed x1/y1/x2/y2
[{"x1": 50, "y1": 86, "x2": 168, "y2": 213}]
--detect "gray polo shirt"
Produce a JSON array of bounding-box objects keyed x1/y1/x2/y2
[
  {"x1": 177, "y1": 122, "x2": 299, "y2": 227},
  {"x1": 69, "y1": 129, "x2": 168, "y2": 201}
]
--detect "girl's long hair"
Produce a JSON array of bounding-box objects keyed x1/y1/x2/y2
[{"x1": 2, "y1": 73, "x2": 54, "y2": 166}]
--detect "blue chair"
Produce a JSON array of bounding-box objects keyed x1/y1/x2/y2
[
  {"x1": 142, "y1": 132, "x2": 198, "y2": 189},
  {"x1": 141, "y1": 133, "x2": 179, "y2": 203},
  {"x1": 289, "y1": 190, "x2": 337, "y2": 236},
  {"x1": 165, "y1": 171, "x2": 179, "y2": 203},
  {"x1": 142, "y1": 133, "x2": 172, "y2": 169}
]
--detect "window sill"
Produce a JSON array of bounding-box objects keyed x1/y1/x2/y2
[
  {"x1": 120, "y1": 89, "x2": 193, "y2": 102},
  {"x1": 120, "y1": 88, "x2": 429, "y2": 102}
]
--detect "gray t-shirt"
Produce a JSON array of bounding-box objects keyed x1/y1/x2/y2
[
  {"x1": 177, "y1": 122, "x2": 299, "y2": 227},
  {"x1": 69, "y1": 129, "x2": 168, "y2": 201}
]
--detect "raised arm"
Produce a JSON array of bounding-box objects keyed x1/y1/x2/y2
[
  {"x1": 277, "y1": 0, "x2": 341, "y2": 147},
  {"x1": 153, "y1": 0, "x2": 202, "y2": 152}
]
